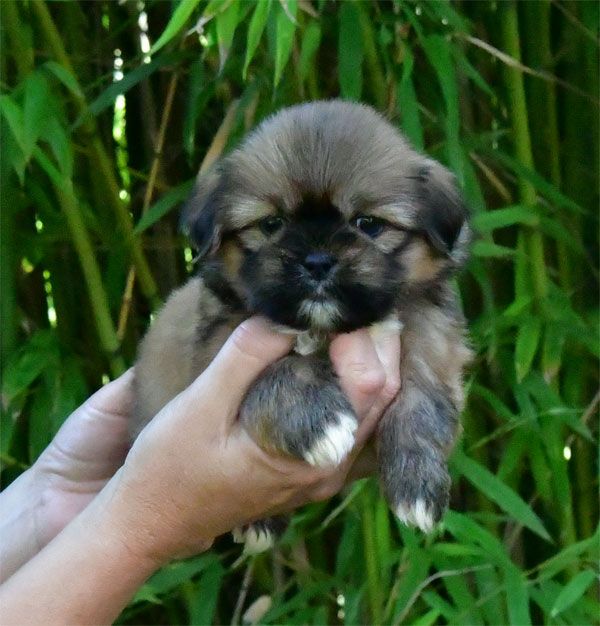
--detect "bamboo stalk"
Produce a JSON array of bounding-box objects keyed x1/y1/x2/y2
[
  {"x1": 499, "y1": 1, "x2": 548, "y2": 308},
  {"x1": 30, "y1": 0, "x2": 160, "y2": 310},
  {"x1": 3, "y1": 1, "x2": 34, "y2": 78},
  {"x1": 360, "y1": 484, "x2": 383, "y2": 625},
  {"x1": 56, "y1": 183, "x2": 125, "y2": 376}
]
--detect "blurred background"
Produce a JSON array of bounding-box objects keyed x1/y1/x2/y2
[{"x1": 1, "y1": 1, "x2": 598, "y2": 624}]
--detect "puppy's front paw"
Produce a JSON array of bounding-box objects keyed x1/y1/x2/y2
[
  {"x1": 384, "y1": 448, "x2": 450, "y2": 533},
  {"x1": 232, "y1": 517, "x2": 288, "y2": 554},
  {"x1": 303, "y1": 412, "x2": 357, "y2": 468},
  {"x1": 240, "y1": 355, "x2": 357, "y2": 469}
]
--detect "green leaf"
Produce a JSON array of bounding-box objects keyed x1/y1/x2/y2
[
  {"x1": 23, "y1": 73, "x2": 51, "y2": 160},
  {"x1": 134, "y1": 180, "x2": 195, "y2": 234},
  {"x1": 443, "y1": 511, "x2": 510, "y2": 565},
  {"x1": 216, "y1": 0, "x2": 240, "y2": 71},
  {"x1": 504, "y1": 565, "x2": 531, "y2": 626},
  {"x1": 151, "y1": 0, "x2": 203, "y2": 54},
  {"x1": 515, "y1": 317, "x2": 542, "y2": 382},
  {"x1": 243, "y1": 0, "x2": 272, "y2": 79},
  {"x1": 472, "y1": 241, "x2": 517, "y2": 258},
  {"x1": 338, "y1": 1, "x2": 363, "y2": 100},
  {"x1": 75, "y1": 54, "x2": 177, "y2": 128},
  {"x1": 2, "y1": 331, "x2": 58, "y2": 403},
  {"x1": 43, "y1": 117, "x2": 73, "y2": 179},
  {"x1": 42, "y1": 61, "x2": 84, "y2": 99},
  {"x1": 298, "y1": 21, "x2": 321, "y2": 82},
  {"x1": 186, "y1": 559, "x2": 225, "y2": 625},
  {"x1": 472, "y1": 205, "x2": 539, "y2": 232},
  {"x1": 33, "y1": 146, "x2": 66, "y2": 188},
  {"x1": 551, "y1": 570, "x2": 597, "y2": 617},
  {"x1": 397, "y1": 46, "x2": 424, "y2": 150},
  {"x1": 491, "y1": 150, "x2": 585, "y2": 214},
  {"x1": 133, "y1": 554, "x2": 218, "y2": 602},
  {"x1": 273, "y1": 0, "x2": 297, "y2": 87},
  {"x1": 502, "y1": 295, "x2": 533, "y2": 317},
  {"x1": 451, "y1": 450, "x2": 552, "y2": 541},
  {"x1": 0, "y1": 95, "x2": 26, "y2": 155},
  {"x1": 412, "y1": 609, "x2": 441, "y2": 626},
  {"x1": 422, "y1": 34, "x2": 463, "y2": 184}
]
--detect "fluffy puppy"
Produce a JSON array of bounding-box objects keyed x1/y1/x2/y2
[{"x1": 133, "y1": 101, "x2": 472, "y2": 549}]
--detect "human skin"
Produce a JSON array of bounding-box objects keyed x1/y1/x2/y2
[{"x1": 0, "y1": 317, "x2": 399, "y2": 625}]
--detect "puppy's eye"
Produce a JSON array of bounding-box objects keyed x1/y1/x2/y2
[
  {"x1": 354, "y1": 216, "x2": 385, "y2": 238},
  {"x1": 259, "y1": 216, "x2": 285, "y2": 236}
]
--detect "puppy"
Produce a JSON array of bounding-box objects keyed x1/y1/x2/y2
[{"x1": 133, "y1": 101, "x2": 472, "y2": 550}]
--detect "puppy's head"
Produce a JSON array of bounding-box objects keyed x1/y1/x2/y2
[{"x1": 184, "y1": 101, "x2": 469, "y2": 332}]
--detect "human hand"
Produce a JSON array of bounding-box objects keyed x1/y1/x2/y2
[
  {"x1": 28, "y1": 371, "x2": 134, "y2": 551},
  {"x1": 103, "y1": 317, "x2": 400, "y2": 567}
]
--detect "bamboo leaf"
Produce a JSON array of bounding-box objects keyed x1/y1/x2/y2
[
  {"x1": 472, "y1": 205, "x2": 539, "y2": 232},
  {"x1": 298, "y1": 20, "x2": 321, "y2": 81},
  {"x1": 23, "y1": 73, "x2": 51, "y2": 160},
  {"x1": 186, "y1": 559, "x2": 225, "y2": 625},
  {"x1": 43, "y1": 117, "x2": 73, "y2": 179},
  {"x1": 0, "y1": 95, "x2": 26, "y2": 154},
  {"x1": 273, "y1": 0, "x2": 297, "y2": 87},
  {"x1": 75, "y1": 54, "x2": 177, "y2": 128},
  {"x1": 216, "y1": 0, "x2": 240, "y2": 71},
  {"x1": 422, "y1": 34, "x2": 463, "y2": 184},
  {"x1": 397, "y1": 46, "x2": 424, "y2": 150},
  {"x1": 472, "y1": 241, "x2": 517, "y2": 258},
  {"x1": 134, "y1": 180, "x2": 195, "y2": 234},
  {"x1": 451, "y1": 450, "x2": 552, "y2": 541},
  {"x1": 338, "y1": 1, "x2": 363, "y2": 100},
  {"x1": 550, "y1": 570, "x2": 597, "y2": 617},
  {"x1": 42, "y1": 61, "x2": 83, "y2": 99},
  {"x1": 515, "y1": 317, "x2": 542, "y2": 382},
  {"x1": 151, "y1": 0, "x2": 203, "y2": 54},
  {"x1": 504, "y1": 565, "x2": 532, "y2": 626},
  {"x1": 2, "y1": 332, "x2": 58, "y2": 403},
  {"x1": 243, "y1": 0, "x2": 272, "y2": 79}
]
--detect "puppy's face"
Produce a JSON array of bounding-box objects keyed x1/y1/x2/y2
[{"x1": 185, "y1": 101, "x2": 469, "y2": 332}]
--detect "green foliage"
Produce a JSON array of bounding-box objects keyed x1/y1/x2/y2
[{"x1": 1, "y1": 0, "x2": 598, "y2": 624}]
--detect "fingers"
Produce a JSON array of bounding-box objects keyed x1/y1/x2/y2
[
  {"x1": 186, "y1": 317, "x2": 294, "y2": 425},
  {"x1": 37, "y1": 369, "x2": 135, "y2": 477},
  {"x1": 330, "y1": 329, "x2": 386, "y2": 419},
  {"x1": 82, "y1": 368, "x2": 136, "y2": 420}
]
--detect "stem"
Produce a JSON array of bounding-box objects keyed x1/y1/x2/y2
[
  {"x1": 3, "y1": 1, "x2": 34, "y2": 78},
  {"x1": 57, "y1": 182, "x2": 125, "y2": 377},
  {"x1": 31, "y1": 0, "x2": 160, "y2": 309},
  {"x1": 360, "y1": 484, "x2": 383, "y2": 625},
  {"x1": 524, "y1": 1, "x2": 571, "y2": 299},
  {"x1": 499, "y1": 1, "x2": 548, "y2": 308}
]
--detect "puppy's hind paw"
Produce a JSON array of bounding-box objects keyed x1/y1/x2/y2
[
  {"x1": 232, "y1": 525, "x2": 274, "y2": 555},
  {"x1": 303, "y1": 413, "x2": 358, "y2": 469},
  {"x1": 395, "y1": 499, "x2": 437, "y2": 533}
]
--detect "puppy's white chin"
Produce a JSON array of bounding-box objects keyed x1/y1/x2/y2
[{"x1": 298, "y1": 299, "x2": 341, "y2": 329}]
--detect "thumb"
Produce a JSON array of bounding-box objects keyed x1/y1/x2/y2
[{"x1": 188, "y1": 317, "x2": 294, "y2": 422}]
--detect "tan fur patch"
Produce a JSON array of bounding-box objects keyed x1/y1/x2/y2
[{"x1": 402, "y1": 240, "x2": 445, "y2": 283}]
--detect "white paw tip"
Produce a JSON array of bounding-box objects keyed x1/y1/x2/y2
[
  {"x1": 303, "y1": 413, "x2": 357, "y2": 468},
  {"x1": 232, "y1": 526, "x2": 274, "y2": 554},
  {"x1": 395, "y1": 498, "x2": 435, "y2": 533}
]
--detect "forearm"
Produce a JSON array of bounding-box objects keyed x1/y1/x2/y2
[
  {"x1": 0, "y1": 472, "x2": 159, "y2": 625},
  {"x1": 0, "y1": 468, "x2": 41, "y2": 582}
]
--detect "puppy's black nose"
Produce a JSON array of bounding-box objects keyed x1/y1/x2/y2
[{"x1": 303, "y1": 252, "x2": 337, "y2": 280}]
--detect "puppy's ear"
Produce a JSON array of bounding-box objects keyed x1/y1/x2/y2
[
  {"x1": 413, "y1": 160, "x2": 470, "y2": 258},
  {"x1": 181, "y1": 166, "x2": 224, "y2": 258}
]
